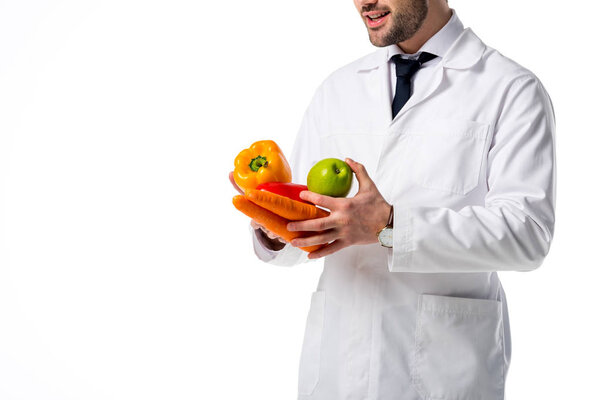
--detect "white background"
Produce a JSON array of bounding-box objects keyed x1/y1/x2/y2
[{"x1": 0, "y1": 0, "x2": 598, "y2": 398}]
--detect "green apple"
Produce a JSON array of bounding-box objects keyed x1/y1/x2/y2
[{"x1": 307, "y1": 158, "x2": 353, "y2": 197}]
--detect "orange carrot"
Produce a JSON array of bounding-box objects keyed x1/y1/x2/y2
[
  {"x1": 244, "y1": 189, "x2": 329, "y2": 221},
  {"x1": 232, "y1": 195, "x2": 323, "y2": 253}
]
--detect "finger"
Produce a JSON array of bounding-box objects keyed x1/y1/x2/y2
[
  {"x1": 287, "y1": 216, "x2": 337, "y2": 232},
  {"x1": 299, "y1": 190, "x2": 338, "y2": 210},
  {"x1": 229, "y1": 171, "x2": 245, "y2": 195},
  {"x1": 291, "y1": 229, "x2": 338, "y2": 248},
  {"x1": 266, "y1": 231, "x2": 286, "y2": 242},
  {"x1": 345, "y1": 158, "x2": 374, "y2": 192},
  {"x1": 250, "y1": 219, "x2": 265, "y2": 232},
  {"x1": 251, "y1": 220, "x2": 285, "y2": 242},
  {"x1": 307, "y1": 240, "x2": 347, "y2": 260},
  {"x1": 250, "y1": 219, "x2": 274, "y2": 238}
]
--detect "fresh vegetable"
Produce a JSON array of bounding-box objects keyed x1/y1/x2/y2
[
  {"x1": 232, "y1": 195, "x2": 322, "y2": 253},
  {"x1": 233, "y1": 140, "x2": 292, "y2": 191},
  {"x1": 255, "y1": 182, "x2": 311, "y2": 204},
  {"x1": 245, "y1": 189, "x2": 329, "y2": 221}
]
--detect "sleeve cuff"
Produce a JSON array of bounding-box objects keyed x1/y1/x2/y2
[
  {"x1": 251, "y1": 224, "x2": 281, "y2": 262},
  {"x1": 387, "y1": 206, "x2": 414, "y2": 272},
  {"x1": 250, "y1": 224, "x2": 308, "y2": 266}
]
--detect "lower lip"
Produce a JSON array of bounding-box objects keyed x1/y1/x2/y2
[{"x1": 366, "y1": 13, "x2": 390, "y2": 28}]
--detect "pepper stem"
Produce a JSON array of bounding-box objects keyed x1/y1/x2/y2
[{"x1": 249, "y1": 155, "x2": 269, "y2": 172}]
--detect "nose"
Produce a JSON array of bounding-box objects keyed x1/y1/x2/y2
[{"x1": 356, "y1": 0, "x2": 378, "y2": 11}]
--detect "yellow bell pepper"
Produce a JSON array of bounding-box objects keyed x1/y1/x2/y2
[{"x1": 233, "y1": 140, "x2": 292, "y2": 191}]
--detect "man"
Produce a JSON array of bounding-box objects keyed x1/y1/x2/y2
[{"x1": 230, "y1": 0, "x2": 555, "y2": 398}]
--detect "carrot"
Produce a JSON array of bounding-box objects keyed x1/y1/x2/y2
[
  {"x1": 232, "y1": 195, "x2": 323, "y2": 253},
  {"x1": 244, "y1": 189, "x2": 329, "y2": 221}
]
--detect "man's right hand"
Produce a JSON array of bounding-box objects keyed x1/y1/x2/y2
[{"x1": 229, "y1": 171, "x2": 288, "y2": 250}]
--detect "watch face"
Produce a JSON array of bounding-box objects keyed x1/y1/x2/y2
[{"x1": 378, "y1": 227, "x2": 393, "y2": 248}]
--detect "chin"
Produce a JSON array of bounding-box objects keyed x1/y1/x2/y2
[{"x1": 368, "y1": 34, "x2": 390, "y2": 48}]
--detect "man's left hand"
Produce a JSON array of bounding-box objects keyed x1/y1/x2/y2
[{"x1": 287, "y1": 158, "x2": 392, "y2": 259}]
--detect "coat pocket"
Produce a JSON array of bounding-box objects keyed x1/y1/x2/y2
[
  {"x1": 411, "y1": 294, "x2": 505, "y2": 400},
  {"x1": 402, "y1": 119, "x2": 490, "y2": 195},
  {"x1": 297, "y1": 291, "x2": 326, "y2": 396}
]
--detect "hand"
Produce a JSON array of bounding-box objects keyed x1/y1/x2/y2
[
  {"x1": 229, "y1": 171, "x2": 287, "y2": 249},
  {"x1": 287, "y1": 158, "x2": 391, "y2": 259},
  {"x1": 229, "y1": 171, "x2": 244, "y2": 195}
]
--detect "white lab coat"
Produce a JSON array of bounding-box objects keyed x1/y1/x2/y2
[{"x1": 253, "y1": 24, "x2": 556, "y2": 400}]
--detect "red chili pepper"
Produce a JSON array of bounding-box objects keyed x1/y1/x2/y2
[{"x1": 255, "y1": 182, "x2": 311, "y2": 204}]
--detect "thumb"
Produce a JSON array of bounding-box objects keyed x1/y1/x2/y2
[
  {"x1": 229, "y1": 171, "x2": 244, "y2": 195},
  {"x1": 345, "y1": 158, "x2": 374, "y2": 192}
]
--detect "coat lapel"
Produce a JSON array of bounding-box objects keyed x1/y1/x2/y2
[
  {"x1": 355, "y1": 47, "x2": 393, "y2": 125},
  {"x1": 391, "y1": 63, "x2": 444, "y2": 122},
  {"x1": 389, "y1": 28, "x2": 486, "y2": 123},
  {"x1": 377, "y1": 61, "x2": 393, "y2": 125}
]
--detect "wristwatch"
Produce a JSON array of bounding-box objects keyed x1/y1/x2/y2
[{"x1": 377, "y1": 205, "x2": 394, "y2": 248}]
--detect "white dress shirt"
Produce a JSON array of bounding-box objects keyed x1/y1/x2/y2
[{"x1": 387, "y1": 9, "x2": 463, "y2": 103}]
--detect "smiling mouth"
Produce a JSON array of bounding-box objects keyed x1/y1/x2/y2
[
  {"x1": 367, "y1": 11, "x2": 390, "y2": 21},
  {"x1": 363, "y1": 11, "x2": 391, "y2": 28}
]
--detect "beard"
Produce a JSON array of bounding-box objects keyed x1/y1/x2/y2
[{"x1": 367, "y1": 0, "x2": 429, "y2": 47}]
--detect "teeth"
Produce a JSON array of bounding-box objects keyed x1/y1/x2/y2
[{"x1": 369, "y1": 12, "x2": 388, "y2": 19}]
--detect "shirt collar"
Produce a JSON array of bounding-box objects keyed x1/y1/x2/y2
[{"x1": 355, "y1": 9, "x2": 485, "y2": 72}]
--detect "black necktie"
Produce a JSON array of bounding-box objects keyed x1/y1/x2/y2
[{"x1": 391, "y1": 52, "x2": 438, "y2": 118}]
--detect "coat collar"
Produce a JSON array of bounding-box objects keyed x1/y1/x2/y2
[
  {"x1": 441, "y1": 28, "x2": 486, "y2": 70},
  {"x1": 355, "y1": 28, "x2": 486, "y2": 73}
]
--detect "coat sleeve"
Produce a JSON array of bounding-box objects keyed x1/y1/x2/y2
[
  {"x1": 388, "y1": 75, "x2": 556, "y2": 273},
  {"x1": 251, "y1": 85, "x2": 325, "y2": 267}
]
